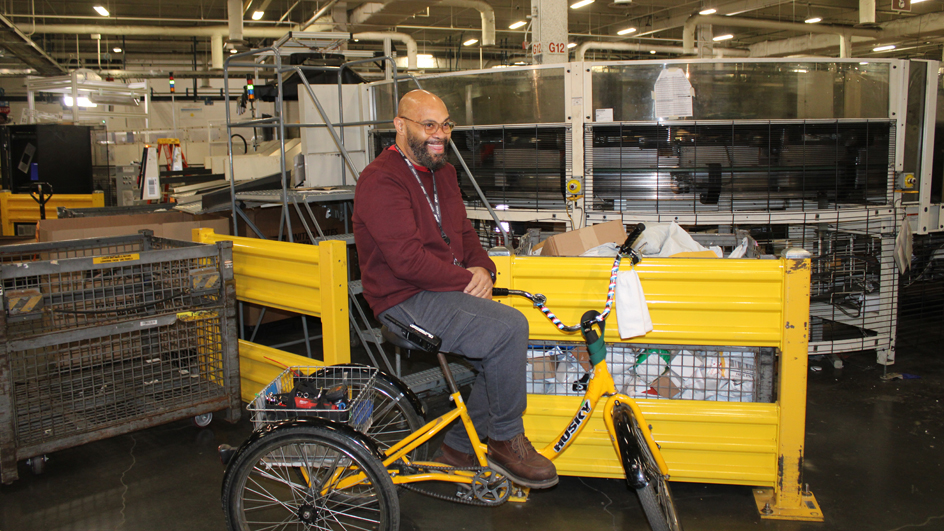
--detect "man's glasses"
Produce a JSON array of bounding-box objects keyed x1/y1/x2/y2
[{"x1": 399, "y1": 116, "x2": 457, "y2": 135}]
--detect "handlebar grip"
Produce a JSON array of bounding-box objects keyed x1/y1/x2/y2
[
  {"x1": 619, "y1": 222, "x2": 646, "y2": 254},
  {"x1": 492, "y1": 287, "x2": 509, "y2": 297}
]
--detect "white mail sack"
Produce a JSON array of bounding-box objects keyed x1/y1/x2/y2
[{"x1": 616, "y1": 269, "x2": 653, "y2": 339}]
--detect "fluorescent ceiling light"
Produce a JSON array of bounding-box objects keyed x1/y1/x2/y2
[
  {"x1": 508, "y1": 21, "x2": 526, "y2": 29},
  {"x1": 252, "y1": 10, "x2": 264, "y2": 20},
  {"x1": 873, "y1": 44, "x2": 896, "y2": 52},
  {"x1": 805, "y1": 17, "x2": 822, "y2": 24},
  {"x1": 649, "y1": 50, "x2": 656, "y2": 54},
  {"x1": 617, "y1": 27, "x2": 637, "y2": 35},
  {"x1": 913, "y1": 0, "x2": 928, "y2": 3},
  {"x1": 63, "y1": 95, "x2": 97, "y2": 108},
  {"x1": 567, "y1": 42, "x2": 577, "y2": 49},
  {"x1": 699, "y1": 8, "x2": 716, "y2": 15},
  {"x1": 230, "y1": 48, "x2": 237, "y2": 54},
  {"x1": 859, "y1": 61, "x2": 869, "y2": 65},
  {"x1": 463, "y1": 38, "x2": 478, "y2": 46},
  {"x1": 570, "y1": 0, "x2": 594, "y2": 9},
  {"x1": 793, "y1": 69, "x2": 808, "y2": 73},
  {"x1": 113, "y1": 47, "x2": 122, "y2": 53},
  {"x1": 712, "y1": 34, "x2": 734, "y2": 41},
  {"x1": 93, "y1": 6, "x2": 109, "y2": 17}
]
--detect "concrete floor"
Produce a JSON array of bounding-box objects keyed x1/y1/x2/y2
[{"x1": 1, "y1": 344, "x2": 942, "y2": 531}]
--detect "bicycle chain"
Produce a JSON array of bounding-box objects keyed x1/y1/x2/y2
[{"x1": 397, "y1": 464, "x2": 508, "y2": 507}]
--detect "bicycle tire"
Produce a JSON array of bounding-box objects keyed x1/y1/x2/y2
[
  {"x1": 222, "y1": 425, "x2": 399, "y2": 531},
  {"x1": 365, "y1": 376, "x2": 427, "y2": 460},
  {"x1": 629, "y1": 414, "x2": 683, "y2": 531}
]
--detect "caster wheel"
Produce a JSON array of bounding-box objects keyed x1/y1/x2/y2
[
  {"x1": 193, "y1": 412, "x2": 213, "y2": 428},
  {"x1": 28, "y1": 455, "x2": 48, "y2": 475}
]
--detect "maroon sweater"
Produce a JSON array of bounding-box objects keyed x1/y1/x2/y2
[{"x1": 353, "y1": 147, "x2": 496, "y2": 317}]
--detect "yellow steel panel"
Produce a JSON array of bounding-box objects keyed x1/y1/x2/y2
[
  {"x1": 498, "y1": 255, "x2": 785, "y2": 347},
  {"x1": 0, "y1": 190, "x2": 104, "y2": 236},
  {"x1": 193, "y1": 229, "x2": 325, "y2": 316},
  {"x1": 237, "y1": 340, "x2": 351, "y2": 402},
  {"x1": 523, "y1": 394, "x2": 779, "y2": 485}
]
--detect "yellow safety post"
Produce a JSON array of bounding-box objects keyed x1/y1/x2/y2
[
  {"x1": 752, "y1": 249, "x2": 823, "y2": 521},
  {"x1": 318, "y1": 239, "x2": 349, "y2": 365},
  {"x1": 0, "y1": 190, "x2": 104, "y2": 236}
]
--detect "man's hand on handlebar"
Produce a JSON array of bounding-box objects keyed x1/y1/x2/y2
[{"x1": 464, "y1": 266, "x2": 493, "y2": 299}]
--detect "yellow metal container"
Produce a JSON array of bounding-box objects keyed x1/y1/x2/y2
[{"x1": 0, "y1": 190, "x2": 104, "y2": 236}]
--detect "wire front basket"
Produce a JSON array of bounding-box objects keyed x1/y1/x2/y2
[{"x1": 249, "y1": 366, "x2": 377, "y2": 432}]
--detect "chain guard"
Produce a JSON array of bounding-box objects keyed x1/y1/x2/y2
[{"x1": 399, "y1": 464, "x2": 511, "y2": 507}]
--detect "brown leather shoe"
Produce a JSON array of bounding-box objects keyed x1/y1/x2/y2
[
  {"x1": 487, "y1": 433, "x2": 558, "y2": 489},
  {"x1": 433, "y1": 443, "x2": 479, "y2": 468}
]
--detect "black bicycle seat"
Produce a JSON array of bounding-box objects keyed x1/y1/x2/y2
[{"x1": 381, "y1": 325, "x2": 425, "y2": 350}]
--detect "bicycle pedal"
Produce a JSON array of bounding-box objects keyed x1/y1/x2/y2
[{"x1": 508, "y1": 485, "x2": 531, "y2": 503}]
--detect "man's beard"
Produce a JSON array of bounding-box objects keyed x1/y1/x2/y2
[{"x1": 406, "y1": 129, "x2": 448, "y2": 171}]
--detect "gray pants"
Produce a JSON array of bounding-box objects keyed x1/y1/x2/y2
[{"x1": 380, "y1": 290, "x2": 529, "y2": 454}]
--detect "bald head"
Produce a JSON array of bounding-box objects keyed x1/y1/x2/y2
[
  {"x1": 397, "y1": 89, "x2": 447, "y2": 119},
  {"x1": 394, "y1": 89, "x2": 452, "y2": 170}
]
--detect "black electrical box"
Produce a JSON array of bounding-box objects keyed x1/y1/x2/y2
[{"x1": 1, "y1": 124, "x2": 94, "y2": 195}]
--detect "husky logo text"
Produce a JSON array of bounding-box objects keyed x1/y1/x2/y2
[{"x1": 554, "y1": 400, "x2": 593, "y2": 452}]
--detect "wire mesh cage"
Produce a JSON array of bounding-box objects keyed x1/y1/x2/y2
[
  {"x1": 9, "y1": 310, "x2": 233, "y2": 448},
  {"x1": 249, "y1": 366, "x2": 377, "y2": 433},
  {"x1": 526, "y1": 341, "x2": 776, "y2": 403},
  {"x1": 0, "y1": 234, "x2": 226, "y2": 341}
]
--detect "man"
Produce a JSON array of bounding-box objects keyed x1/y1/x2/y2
[{"x1": 353, "y1": 89, "x2": 558, "y2": 489}]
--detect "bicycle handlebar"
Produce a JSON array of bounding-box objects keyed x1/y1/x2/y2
[{"x1": 492, "y1": 222, "x2": 647, "y2": 333}]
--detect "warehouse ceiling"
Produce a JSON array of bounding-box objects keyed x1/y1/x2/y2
[{"x1": 2, "y1": 0, "x2": 944, "y2": 75}]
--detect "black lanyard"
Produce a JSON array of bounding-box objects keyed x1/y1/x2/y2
[{"x1": 394, "y1": 146, "x2": 462, "y2": 266}]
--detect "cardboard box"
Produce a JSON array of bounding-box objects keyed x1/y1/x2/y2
[
  {"x1": 237, "y1": 205, "x2": 347, "y2": 243},
  {"x1": 529, "y1": 356, "x2": 558, "y2": 381},
  {"x1": 540, "y1": 220, "x2": 627, "y2": 257},
  {"x1": 38, "y1": 211, "x2": 230, "y2": 243}
]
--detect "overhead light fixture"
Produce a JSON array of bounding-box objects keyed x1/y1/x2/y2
[
  {"x1": 805, "y1": 17, "x2": 822, "y2": 24},
  {"x1": 570, "y1": 0, "x2": 594, "y2": 9},
  {"x1": 509, "y1": 20, "x2": 526, "y2": 29},
  {"x1": 712, "y1": 34, "x2": 734, "y2": 41},
  {"x1": 650, "y1": 50, "x2": 656, "y2": 54},
  {"x1": 463, "y1": 38, "x2": 478, "y2": 46},
  {"x1": 63, "y1": 95, "x2": 97, "y2": 108},
  {"x1": 859, "y1": 61, "x2": 869, "y2": 65},
  {"x1": 699, "y1": 8, "x2": 717, "y2": 15},
  {"x1": 617, "y1": 27, "x2": 637, "y2": 35},
  {"x1": 873, "y1": 44, "x2": 896, "y2": 52},
  {"x1": 912, "y1": 0, "x2": 928, "y2": 3},
  {"x1": 567, "y1": 42, "x2": 577, "y2": 49},
  {"x1": 252, "y1": 11, "x2": 264, "y2": 20},
  {"x1": 113, "y1": 47, "x2": 122, "y2": 53},
  {"x1": 93, "y1": 6, "x2": 109, "y2": 17},
  {"x1": 230, "y1": 48, "x2": 237, "y2": 54}
]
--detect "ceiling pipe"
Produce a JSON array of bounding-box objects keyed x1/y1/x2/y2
[
  {"x1": 682, "y1": 14, "x2": 883, "y2": 55},
  {"x1": 576, "y1": 41, "x2": 750, "y2": 61},
  {"x1": 299, "y1": 0, "x2": 342, "y2": 31},
  {"x1": 24, "y1": 24, "x2": 308, "y2": 39},
  {"x1": 353, "y1": 32, "x2": 417, "y2": 70},
  {"x1": 750, "y1": 11, "x2": 944, "y2": 57},
  {"x1": 860, "y1": 0, "x2": 876, "y2": 25},
  {"x1": 211, "y1": 34, "x2": 224, "y2": 69},
  {"x1": 437, "y1": 0, "x2": 496, "y2": 46},
  {"x1": 228, "y1": 0, "x2": 244, "y2": 43}
]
